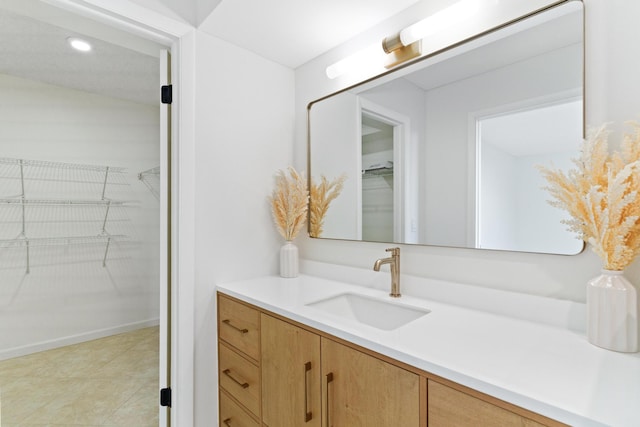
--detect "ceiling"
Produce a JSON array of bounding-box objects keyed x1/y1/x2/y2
[
  {"x1": 198, "y1": 0, "x2": 420, "y2": 68},
  {"x1": 0, "y1": 0, "x2": 421, "y2": 105},
  {"x1": 0, "y1": 6, "x2": 161, "y2": 105}
]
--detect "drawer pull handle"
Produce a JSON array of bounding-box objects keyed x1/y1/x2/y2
[
  {"x1": 223, "y1": 418, "x2": 232, "y2": 426},
  {"x1": 304, "y1": 361, "x2": 312, "y2": 422},
  {"x1": 325, "y1": 372, "x2": 334, "y2": 427},
  {"x1": 222, "y1": 319, "x2": 249, "y2": 334},
  {"x1": 223, "y1": 368, "x2": 249, "y2": 389}
]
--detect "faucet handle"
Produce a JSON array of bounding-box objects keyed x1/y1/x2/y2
[{"x1": 385, "y1": 247, "x2": 400, "y2": 256}]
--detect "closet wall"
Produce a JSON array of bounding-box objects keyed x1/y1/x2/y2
[
  {"x1": 0, "y1": 73, "x2": 160, "y2": 359},
  {"x1": 361, "y1": 119, "x2": 394, "y2": 242}
]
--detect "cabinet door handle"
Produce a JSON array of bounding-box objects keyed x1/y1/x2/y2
[
  {"x1": 223, "y1": 418, "x2": 232, "y2": 427},
  {"x1": 304, "y1": 361, "x2": 312, "y2": 422},
  {"x1": 223, "y1": 368, "x2": 249, "y2": 389},
  {"x1": 325, "y1": 372, "x2": 334, "y2": 427},
  {"x1": 222, "y1": 319, "x2": 249, "y2": 334}
]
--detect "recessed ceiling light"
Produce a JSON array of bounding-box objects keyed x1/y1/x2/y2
[{"x1": 67, "y1": 37, "x2": 92, "y2": 52}]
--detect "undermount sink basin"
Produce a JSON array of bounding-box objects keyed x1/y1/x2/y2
[{"x1": 305, "y1": 293, "x2": 430, "y2": 331}]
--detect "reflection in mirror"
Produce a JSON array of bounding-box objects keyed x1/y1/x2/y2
[
  {"x1": 308, "y1": 1, "x2": 584, "y2": 255},
  {"x1": 477, "y1": 99, "x2": 582, "y2": 253},
  {"x1": 362, "y1": 114, "x2": 394, "y2": 242}
]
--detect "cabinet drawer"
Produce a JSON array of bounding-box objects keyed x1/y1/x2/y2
[
  {"x1": 220, "y1": 389, "x2": 259, "y2": 427},
  {"x1": 218, "y1": 295, "x2": 260, "y2": 360},
  {"x1": 428, "y1": 380, "x2": 547, "y2": 427},
  {"x1": 219, "y1": 342, "x2": 260, "y2": 416}
]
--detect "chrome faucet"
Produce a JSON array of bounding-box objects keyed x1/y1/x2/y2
[{"x1": 373, "y1": 247, "x2": 401, "y2": 298}]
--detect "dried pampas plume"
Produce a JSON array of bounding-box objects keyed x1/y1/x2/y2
[
  {"x1": 309, "y1": 174, "x2": 347, "y2": 238},
  {"x1": 269, "y1": 167, "x2": 309, "y2": 241},
  {"x1": 538, "y1": 121, "x2": 640, "y2": 270}
]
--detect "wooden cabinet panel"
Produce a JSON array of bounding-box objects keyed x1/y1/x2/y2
[
  {"x1": 220, "y1": 389, "x2": 260, "y2": 427},
  {"x1": 321, "y1": 337, "x2": 420, "y2": 427},
  {"x1": 219, "y1": 295, "x2": 260, "y2": 361},
  {"x1": 261, "y1": 314, "x2": 321, "y2": 427},
  {"x1": 219, "y1": 342, "x2": 261, "y2": 417},
  {"x1": 428, "y1": 380, "x2": 546, "y2": 427}
]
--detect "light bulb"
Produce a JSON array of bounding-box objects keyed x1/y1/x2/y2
[
  {"x1": 326, "y1": 43, "x2": 386, "y2": 79},
  {"x1": 67, "y1": 37, "x2": 92, "y2": 52},
  {"x1": 400, "y1": 0, "x2": 480, "y2": 46}
]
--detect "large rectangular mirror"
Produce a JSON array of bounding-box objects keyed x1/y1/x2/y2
[{"x1": 308, "y1": 0, "x2": 584, "y2": 255}]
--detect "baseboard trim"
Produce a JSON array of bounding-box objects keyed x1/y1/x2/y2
[{"x1": 0, "y1": 318, "x2": 160, "y2": 361}]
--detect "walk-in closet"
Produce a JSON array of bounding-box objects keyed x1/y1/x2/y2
[{"x1": 0, "y1": 4, "x2": 163, "y2": 426}]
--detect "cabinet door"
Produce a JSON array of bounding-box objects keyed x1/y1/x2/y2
[
  {"x1": 321, "y1": 338, "x2": 420, "y2": 427},
  {"x1": 261, "y1": 314, "x2": 321, "y2": 427},
  {"x1": 428, "y1": 380, "x2": 547, "y2": 427}
]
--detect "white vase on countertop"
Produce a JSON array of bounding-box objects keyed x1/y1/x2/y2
[
  {"x1": 280, "y1": 240, "x2": 299, "y2": 278},
  {"x1": 587, "y1": 269, "x2": 638, "y2": 353}
]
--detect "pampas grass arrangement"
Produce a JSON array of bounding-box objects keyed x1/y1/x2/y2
[
  {"x1": 538, "y1": 121, "x2": 640, "y2": 270},
  {"x1": 269, "y1": 167, "x2": 309, "y2": 241},
  {"x1": 309, "y1": 174, "x2": 347, "y2": 238}
]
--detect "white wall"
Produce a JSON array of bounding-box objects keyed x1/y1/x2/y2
[
  {"x1": 478, "y1": 145, "x2": 580, "y2": 254},
  {"x1": 479, "y1": 142, "x2": 518, "y2": 250},
  {"x1": 309, "y1": 92, "x2": 360, "y2": 239},
  {"x1": 192, "y1": 32, "x2": 294, "y2": 425},
  {"x1": 295, "y1": 0, "x2": 640, "y2": 304},
  {"x1": 514, "y1": 152, "x2": 579, "y2": 254},
  {"x1": 0, "y1": 73, "x2": 160, "y2": 358}
]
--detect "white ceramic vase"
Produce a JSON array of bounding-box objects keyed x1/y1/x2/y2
[
  {"x1": 587, "y1": 269, "x2": 638, "y2": 353},
  {"x1": 279, "y1": 240, "x2": 299, "y2": 278}
]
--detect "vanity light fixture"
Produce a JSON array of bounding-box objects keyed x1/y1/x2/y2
[
  {"x1": 398, "y1": 0, "x2": 481, "y2": 47},
  {"x1": 381, "y1": 35, "x2": 422, "y2": 70},
  {"x1": 67, "y1": 37, "x2": 92, "y2": 52},
  {"x1": 326, "y1": 0, "x2": 482, "y2": 79},
  {"x1": 325, "y1": 43, "x2": 387, "y2": 79},
  {"x1": 325, "y1": 38, "x2": 420, "y2": 80}
]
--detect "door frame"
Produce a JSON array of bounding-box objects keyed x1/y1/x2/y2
[
  {"x1": 159, "y1": 48, "x2": 172, "y2": 426},
  {"x1": 45, "y1": 2, "x2": 197, "y2": 426}
]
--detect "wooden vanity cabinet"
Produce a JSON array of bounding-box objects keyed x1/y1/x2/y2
[{"x1": 217, "y1": 293, "x2": 564, "y2": 427}]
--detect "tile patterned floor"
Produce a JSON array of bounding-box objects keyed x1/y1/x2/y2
[{"x1": 0, "y1": 326, "x2": 159, "y2": 427}]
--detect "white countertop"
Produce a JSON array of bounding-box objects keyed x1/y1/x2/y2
[{"x1": 217, "y1": 269, "x2": 640, "y2": 427}]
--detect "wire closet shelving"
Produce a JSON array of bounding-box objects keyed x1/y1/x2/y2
[
  {"x1": 0, "y1": 158, "x2": 132, "y2": 273},
  {"x1": 138, "y1": 166, "x2": 160, "y2": 200}
]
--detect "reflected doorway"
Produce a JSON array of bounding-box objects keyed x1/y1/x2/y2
[
  {"x1": 361, "y1": 114, "x2": 395, "y2": 242},
  {"x1": 359, "y1": 100, "x2": 412, "y2": 243},
  {"x1": 475, "y1": 98, "x2": 583, "y2": 254}
]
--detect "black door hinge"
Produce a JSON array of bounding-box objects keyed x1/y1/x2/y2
[
  {"x1": 160, "y1": 387, "x2": 172, "y2": 407},
  {"x1": 161, "y1": 85, "x2": 173, "y2": 104}
]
